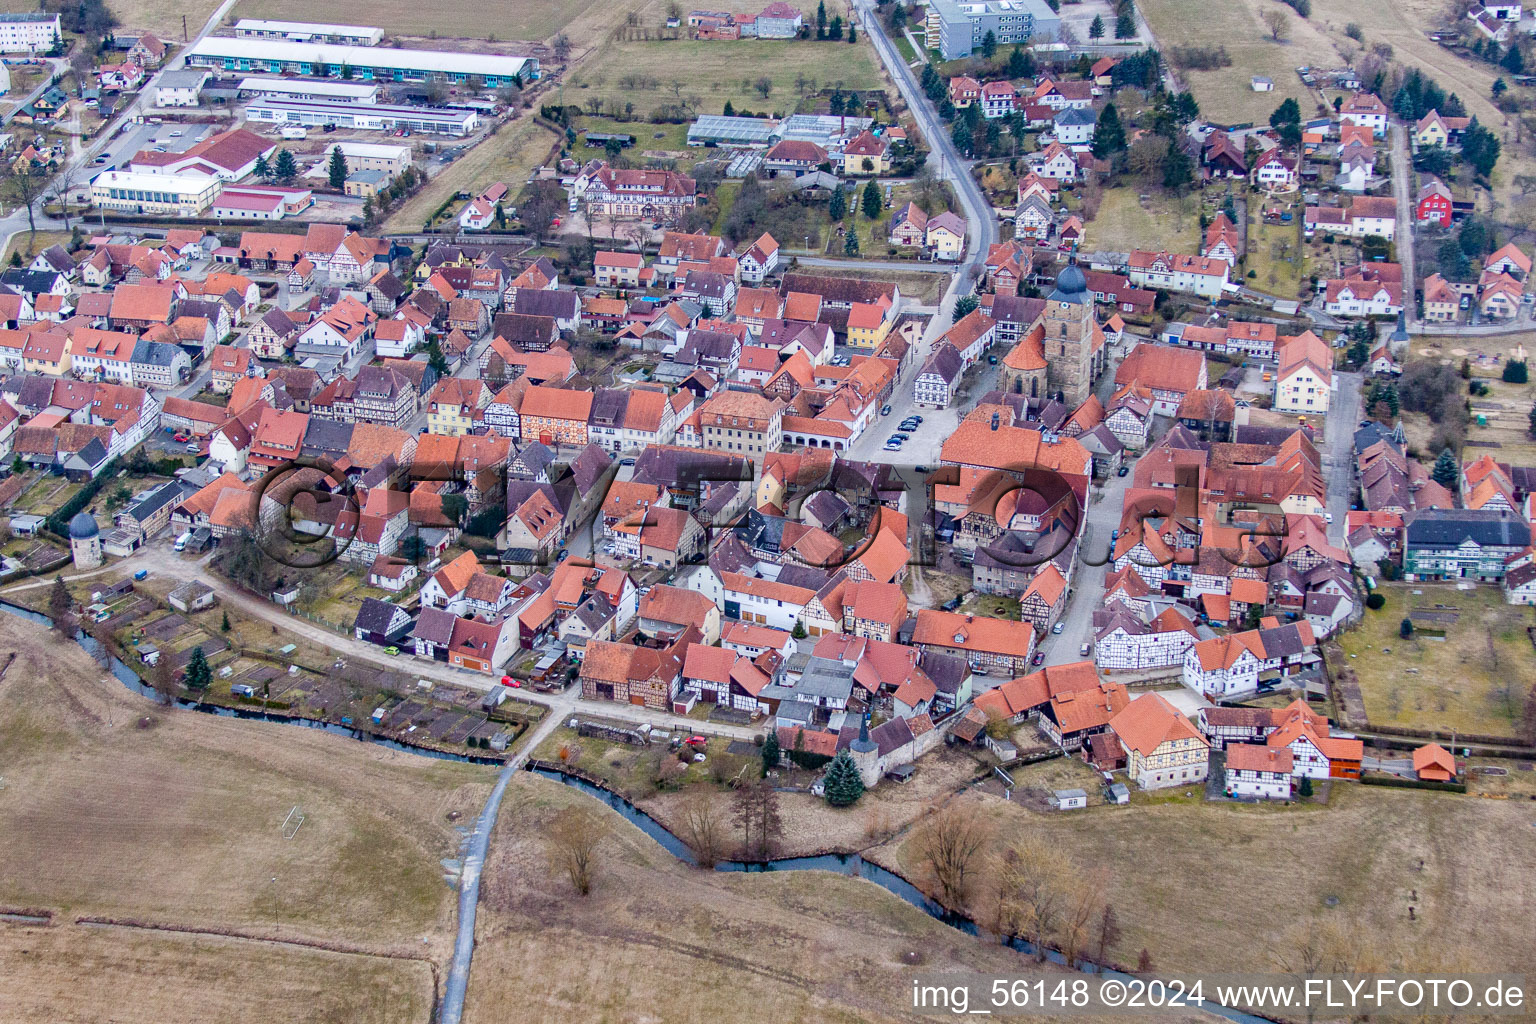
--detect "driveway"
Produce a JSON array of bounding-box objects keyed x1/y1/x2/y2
[{"x1": 1389, "y1": 125, "x2": 1416, "y2": 329}]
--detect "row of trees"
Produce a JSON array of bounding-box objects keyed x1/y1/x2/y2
[{"x1": 916, "y1": 805, "x2": 1128, "y2": 969}]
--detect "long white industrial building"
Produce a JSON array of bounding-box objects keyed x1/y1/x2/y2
[
  {"x1": 237, "y1": 75, "x2": 380, "y2": 102},
  {"x1": 245, "y1": 97, "x2": 478, "y2": 136},
  {"x1": 186, "y1": 37, "x2": 537, "y2": 87},
  {"x1": 233, "y1": 19, "x2": 384, "y2": 45}
]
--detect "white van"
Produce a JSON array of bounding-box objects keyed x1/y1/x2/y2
[{"x1": 174, "y1": 532, "x2": 190, "y2": 552}]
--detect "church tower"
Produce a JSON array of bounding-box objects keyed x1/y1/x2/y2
[{"x1": 1038, "y1": 256, "x2": 1096, "y2": 407}]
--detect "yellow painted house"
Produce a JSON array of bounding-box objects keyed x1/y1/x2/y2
[
  {"x1": 424, "y1": 378, "x2": 490, "y2": 436},
  {"x1": 20, "y1": 330, "x2": 71, "y2": 376},
  {"x1": 845, "y1": 295, "x2": 894, "y2": 349},
  {"x1": 925, "y1": 211, "x2": 967, "y2": 261},
  {"x1": 1413, "y1": 110, "x2": 1469, "y2": 149},
  {"x1": 842, "y1": 130, "x2": 889, "y2": 176}
]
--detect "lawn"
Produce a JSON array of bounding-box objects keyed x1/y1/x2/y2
[
  {"x1": 569, "y1": 36, "x2": 888, "y2": 120},
  {"x1": 1085, "y1": 186, "x2": 1200, "y2": 254},
  {"x1": 0, "y1": 616, "x2": 494, "y2": 970},
  {"x1": 1414, "y1": 332, "x2": 1536, "y2": 465},
  {"x1": 1245, "y1": 201, "x2": 1307, "y2": 300},
  {"x1": 103, "y1": 0, "x2": 219, "y2": 37},
  {"x1": 13, "y1": 475, "x2": 83, "y2": 517},
  {"x1": 464, "y1": 772, "x2": 1077, "y2": 1024},
  {"x1": 789, "y1": 262, "x2": 949, "y2": 304},
  {"x1": 791, "y1": 182, "x2": 934, "y2": 261},
  {"x1": 385, "y1": 116, "x2": 559, "y2": 233},
  {"x1": 570, "y1": 116, "x2": 692, "y2": 168},
  {"x1": 1139, "y1": 0, "x2": 1341, "y2": 125},
  {"x1": 1333, "y1": 583, "x2": 1536, "y2": 737},
  {"x1": 0, "y1": 925, "x2": 433, "y2": 1024},
  {"x1": 876, "y1": 783, "x2": 1536, "y2": 977},
  {"x1": 2, "y1": 230, "x2": 72, "y2": 266},
  {"x1": 237, "y1": 0, "x2": 603, "y2": 41}
]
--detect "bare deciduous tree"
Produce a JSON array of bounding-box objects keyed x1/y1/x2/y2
[
  {"x1": 2, "y1": 166, "x2": 46, "y2": 235},
  {"x1": 1262, "y1": 8, "x2": 1290, "y2": 41},
  {"x1": 1059, "y1": 871, "x2": 1104, "y2": 968},
  {"x1": 150, "y1": 651, "x2": 178, "y2": 705},
  {"x1": 917, "y1": 803, "x2": 992, "y2": 907},
  {"x1": 731, "y1": 778, "x2": 783, "y2": 860},
  {"x1": 1273, "y1": 920, "x2": 1353, "y2": 1024},
  {"x1": 993, "y1": 837, "x2": 1069, "y2": 960},
  {"x1": 1095, "y1": 903, "x2": 1122, "y2": 967},
  {"x1": 546, "y1": 806, "x2": 607, "y2": 896},
  {"x1": 679, "y1": 788, "x2": 728, "y2": 868}
]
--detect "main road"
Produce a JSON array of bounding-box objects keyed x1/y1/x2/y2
[
  {"x1": 843, "y1": 0, "x2": 1001, "y2": 470},
  {"x1": 855, "y1": 0, "x2": 998, "y2": 329}
]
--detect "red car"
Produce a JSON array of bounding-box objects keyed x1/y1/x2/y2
[{"x1": 173, "y1": 433, "x2": 190, "y2": 442}]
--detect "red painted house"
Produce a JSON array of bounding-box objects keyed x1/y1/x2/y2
[{"x1": 1416, "y1": 178, "x2": 1453, "y2": 226}]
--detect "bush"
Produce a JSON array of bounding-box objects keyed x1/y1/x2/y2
[
  {"x1": 1365, "y1": 592, "x2": 1386, "y2": 610},
  {"x1": 1167, "y1": 45, "x2": 1232, "y2": 71},
  {"x1": 1503, "y1": 359, "x2": 1528, "y2": 384}
]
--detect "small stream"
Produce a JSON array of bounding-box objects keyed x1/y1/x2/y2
[
  {"x1": 4, "y1": 599, "x2": 1277, "y2": 1024},
  {"x1": 530, "y1": 767, "x2": 1281, "y2": 1024}
]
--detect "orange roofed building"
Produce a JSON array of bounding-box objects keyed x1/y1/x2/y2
[
  {"x1": 911, "y1": 608, "x2": 1035, "y2": 677},
  {"x1": 1109, "y1": 691, "x2": 1210, "y2": 790}
]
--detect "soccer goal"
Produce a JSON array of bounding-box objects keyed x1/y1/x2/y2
[{"x1": 281, "y1": 805, "x2": 305, "y2": 840}]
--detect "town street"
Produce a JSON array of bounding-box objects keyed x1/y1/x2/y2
[
  {"x1": 1323, "y1": 370, "x2": 1363, "y2": 547},
  {"x1": 1040, "y1": 465, "x2": 1135, "y2": 667}
]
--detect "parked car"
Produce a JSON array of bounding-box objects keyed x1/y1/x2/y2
[
  {"x1": 987, "y1": 354, "x2": 998, "y2": 365},
  {"x1": 1116, "y1": 465, "x2": 1129, "y2": 476},
  {"x1": 1051, "y1": 622, "x2": 1063, "y2": 635},
  {"x1": 1032, "y1": 651, "x2": 1046, "y2": 666},
  {"x1": 383, "y1": 646, "x2": 400, "y2": 656},
  {"x1": 1079, "y1": 642, "x2": 1091, "y2": 657},
  {"x1": 881, "y1": 403, "x2": 892, "y2": 415},
  {"x1": 133, "y1": 569, "x2": 149, "y2": 581},
  {"x1": 883, "y1": 440, "x2": 903, "y2": 451},
  {"x1": 909, "y1": 415, "x2": 922, "y2": 424}
]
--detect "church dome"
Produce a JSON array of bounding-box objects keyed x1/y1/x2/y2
[
  {"x1": 1049, "y1": 257, "x2": 1089, "y2": 303},
  {"x1": 68, "y1": 511, "x2": 100, "y2": 540}
]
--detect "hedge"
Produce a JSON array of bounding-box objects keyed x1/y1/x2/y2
[
  {"x1": 1360, "y1": 775, "x2": 1467, "y2": 794},
  {"x1": 46, "y1": 457, "x2": 121, "y2": 536},
  {"x1": 787, "y1": 749, "x2": 832, "y2": 770}
]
